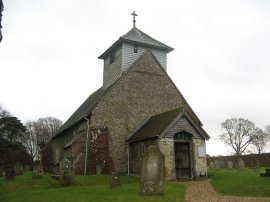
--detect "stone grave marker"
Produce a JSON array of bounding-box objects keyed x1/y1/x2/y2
[
  {"x1": 238, "y1": 158, "x2": 245, "y2": 170},
  {"x1": 59, "y1": 156, "x2": 75, "y2": 186},
  {"x1": 209, "y1": 162, "x2": 214, "y2": 168},
  {"x1": 140, "y1": 145, "x2": 164, "y2": 195},
  {"x1": 227, "y1": 161, "x2": 233, "y2": 169},
  {"x1": 253, "y1": 159, "x2": 260, "y2": 172},
  {"x1": 214, "y1": 160, "x2": 223, "y2": 169},
  {"x1": 4, "y1": 166, "x2": 16, "y2": 181},
  {"x1": 32, "y1": 165, "x2": 42, "y2": 179},
  {"x1": 109, "y1": 172, "x2": 121, "y2": 188},
  {"x1": 15, "y1": 163, "x2": 23, "y2": 176}
]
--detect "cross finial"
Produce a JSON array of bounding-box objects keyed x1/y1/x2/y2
[{"x1": 131, "y1": 11, "x2": 138, "y2": 28}]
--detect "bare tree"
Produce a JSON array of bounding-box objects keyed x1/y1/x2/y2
[
  {"x1": 33, "y1": 117, "x2": 62, "y2": 150},
  {"x1": 251, "y1": 128, "x2": 268, "y2": 154},
  {"x1": 0, "y1": 104, "x2": 10, "y2": 118},
  {"x1": 20, "y1": 121, "x2": 38, "y2": 169},
  {"x1": 219, "y1": 118, "x2": 257, "y2": 155},
  {"x1": 266, "y1": 125, "x2": 270, "y2": 135}
]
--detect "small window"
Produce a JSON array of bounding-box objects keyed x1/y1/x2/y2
[{"x1": 134, "y1": 44, "x2": 138, "y2": 53}]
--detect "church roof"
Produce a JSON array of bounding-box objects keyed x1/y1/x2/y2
[
  {"x1": 98, "y1": 27, "x2": 173, "y2": 59},
  {"x1": 55, "y1": 87, "x2": 110, "y2": 137},
  {"x1": 55, "y1": 51, "x2": 204, "y2": 138},
  {"x1": 127, "y1": 107, "x2": 210, "y2": 142},
  {"x1": 127, "y1": 108, "x2": 182, "y2": 142}
]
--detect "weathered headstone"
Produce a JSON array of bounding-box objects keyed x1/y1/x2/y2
[
  {"x1": 237, "y1": 158, "x2": 245, "y2": 170},
  {"x1": 59, "y1": 157, "x2": 75, "y2": 186},
  {"x1": 227, "y1": 161, "x2": 233, "y2": 169},
  {"x1": 15, "y1": 163, "x2": 23, "y2": 176},
  {"x1": 214, "y1": 160, "x2": 222, "y2": 169},
  {"x1": 96, "y1": 164, "x2": 102, "y2": 174},
  {"x1": 140, "y1": 145, "x2": 164, "y2": 195},
  {"x1": 253, "y1": 159, "x2": 260, "y2": 172},
  {"x1": 109, "y1": 172, "x2": 121, "y2": 188},
  {"x1": 5, "y1": 168, "x2": 16, "y2": 181},
  {"x1": 209, "y1": 162, "x2": 214, "y2": 168}
]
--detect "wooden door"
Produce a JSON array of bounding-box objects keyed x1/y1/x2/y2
[{"x1": 174, "y1": 142, "x2": 191, "y2": 178}]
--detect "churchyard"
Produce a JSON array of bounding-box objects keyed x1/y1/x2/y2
[
  {"x1": 208, "y1": 167, "x2": 270, "y2": 197},
  {"x1": 0, "y1": 172, "x2": 185, "y2": 202},
  {"x1": 1, "y1": 168, "x2": 270, "y2": 201}
]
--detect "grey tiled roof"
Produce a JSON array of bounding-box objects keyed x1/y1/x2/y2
[
  {"x1": 55, "y1": 87, "x2": 109, "y2": 137},
  {"x1": 127, "y1": 108, "x2": 210, "y2": 142},
  {"x1": 98, "y1": 27, "x2": 173, "y2": 59},
  {"x1": 127, "y1": 108, "x2": 182, "y2": 142}
]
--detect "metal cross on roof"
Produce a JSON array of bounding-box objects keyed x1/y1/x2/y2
[{"x1": 131, "y1": 11, "x2": 138, "y2": 28}]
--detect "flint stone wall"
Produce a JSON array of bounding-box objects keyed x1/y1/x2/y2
[
  {"x1": 91, "y1": 51, "x2": 187, "y2": 172},
  {"x1": 207, "y1": 153, "x2": 270, "y2": 168}
]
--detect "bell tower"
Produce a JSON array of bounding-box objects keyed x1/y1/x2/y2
[{"x1": 98, "y1": 12, "x2": 174, "y2": 89}]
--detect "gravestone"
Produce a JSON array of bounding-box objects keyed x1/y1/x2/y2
[
  {"x1": 214, "y1": 160, "x2": 223, "y2": 169},
  {"x1": 253, "y1": 159, "x2": 260, "y2": 172},
  {"x1": 140, "y1": 145, "x2": 164, "y2": 195},
  {"x1": 227, "y1": 161, "x2": 233, "y2": 169},
  {"x1": 96, "y1": 164, "x2": 102, "y2": 174},
  {"x1": 237, "y1": 158, "x2": 245, "y2": 170},
  {"x1": 32, "y1": 165, "x2": 42, "y2": 179},
  {"x1": 209, "y1": 162, "x2": 214, "y2": 168},
  {"x1": 15, "y1": 163, "x2": 23, "y2": 176},
  {"x1": 59, "y1": 157, "x2": 75, "y2": 186},
  {"x1": 109, "y1": 172, "x2": 121, "y2": 188},
  {"x1": 5, "y1": 168, "x2": 16, "y2": 181}
]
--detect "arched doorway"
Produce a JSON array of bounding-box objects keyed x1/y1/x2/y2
[{"x1": 174, "y1": 131, "x2": 192, "y2": 179}]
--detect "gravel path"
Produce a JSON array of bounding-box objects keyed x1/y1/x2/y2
[{"x1": 181, "y1": 180, "x2": 270, "y2": 202}]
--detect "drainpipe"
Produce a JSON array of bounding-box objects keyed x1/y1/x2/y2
[
  {"x1": 84, "y1": 116, "x2": 90, "y2": 176},
  {"x1": 127, "y1": 142, "x2": 130, "y2": 176}
]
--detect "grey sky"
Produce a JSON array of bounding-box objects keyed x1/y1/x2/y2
[{"x1": 1, "y1": 0, "x2": 270, "y2": 156}]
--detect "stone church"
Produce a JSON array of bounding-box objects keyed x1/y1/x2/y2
[{"x1": 43, "y1": 14, "x2": 210, "y2": 179}]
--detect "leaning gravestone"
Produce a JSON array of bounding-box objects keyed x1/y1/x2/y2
[
  {"x1": 59, "y1": 157, "x2": 75, "y2": 186},
  {"x1": 109, "y1": 172, "x2": 121, "y2": 188},
  {"x1": 140, "y1": 145, "x2": 164, "y2": 195},
  {"x1": 238, "y1": 158, "x2": 245, "y2": 170},
  {"x1": 227, "y1": 161, "x2": 233, "y2": 169}
]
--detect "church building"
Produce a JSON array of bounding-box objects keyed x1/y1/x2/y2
[{"x1": 43, "y1": 13, "x2": 210, "y2": 179}]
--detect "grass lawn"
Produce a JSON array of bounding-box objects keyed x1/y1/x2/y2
[
  {"x1": 208, "y1": 168, "x2": 270, "y2": 197},
  {"x1": 0, "y1": 172, "x2": 185, "y2": 202}
]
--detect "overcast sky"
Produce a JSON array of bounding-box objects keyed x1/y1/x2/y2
[{"x1": 1, "y1": 0, "x2": 270, "y2": 156}]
